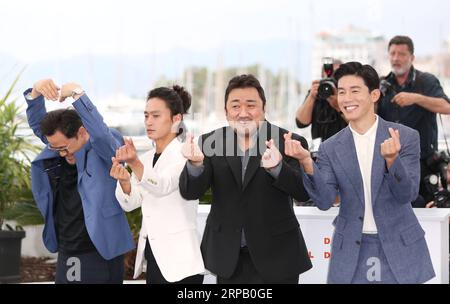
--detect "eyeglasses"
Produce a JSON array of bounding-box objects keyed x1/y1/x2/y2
[{"x1": 47, "y1": 140, "x2": 74, "y2": 155}]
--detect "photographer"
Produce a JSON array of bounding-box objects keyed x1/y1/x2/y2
[
  {"x1": 296, "y1": 58, "x2": 347, "y2": 142},
  {"x1": 425, "y1": 157, "x2": 450, "y2": 209},
  {"x1": 378, "y1": 36, "x2": 450, "y2": 203}
]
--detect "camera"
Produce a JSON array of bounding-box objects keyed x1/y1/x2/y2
[
  {"x1": 317, "y1": 58, "x2": 337, "y2": 100},
  {"x1": 423, "y1": 174, "x2": 450, "y2": 208},
  {"x1": 434, "y1": 190, "x2": 449, "y2": 208},
  {"x1": 379, "y1": 79, "x2": 396, "y2": 97},
  {"x1": 423, "y1": 151, "x2": 450, "y2": 208},
  {"x1": 426, "y1": 151, "x2": 449, "y2": 185},
  {"x1": 318, "y1": 78, "x2": 337, "y2": 100}
]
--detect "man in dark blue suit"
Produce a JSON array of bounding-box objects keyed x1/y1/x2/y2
[{"x1": 25, "y1": 79, "x2": 134, "y2": 283}]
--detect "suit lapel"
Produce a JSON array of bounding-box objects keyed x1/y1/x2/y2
[
  {"x1": 335, "y1": 128, "x2": 365, "y2": 206},
  {"x1": 242, "y1": 121, "x2": 270, "y2": 191},
  {"x1": 153, "y1": 138, "x2": 179, "y2": 171},
  {"x1": 75, "y1": 142, "x2": 90, "y2": 184},
  {"x1": 32, "y1": 149, "x2": 59, "y2": 168},
  {"x1": 371, "y1": 118, "x2": 388, "y2": 206},
  {"x1": 223, "y1": 122, "x2": 274, "y2": 191},
  {"x1": 224, "y1": 128, "x2": 243, "y2": 191},
  {"x1": 226, "y1": 156, "x2": 243, "y2": 190},
  {"x1": 242, "y1": 154, "x2": 261, "y2": 191}
]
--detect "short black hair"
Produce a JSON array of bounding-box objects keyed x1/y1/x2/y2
[
  {"x1": 147, "y1": 85, "x2": 192, "y2": 138},
  {"x1": 388, "y1": 35, "x2": 415, "y2": 55},
  {"x1": 40, "y1": 109, "x2": 82, "y2": 138},
  {"x1": 334, "y1": 62, "x2": 380, "y2": 92},
  {"x1": 224, "y1": 74, "x2": 266, "y2": 108}
]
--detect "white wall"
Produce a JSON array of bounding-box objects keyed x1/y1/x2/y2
[{"x1": 197, "y1": 206, "x2": 449, "y2": 284}]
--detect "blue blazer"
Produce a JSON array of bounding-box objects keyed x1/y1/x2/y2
[
  {"x1": 26, "y1": 90, "x2": 135, "y2": 260},
  {"x1": 302, "y1": 117, "x2": 435, "y2": 284}
]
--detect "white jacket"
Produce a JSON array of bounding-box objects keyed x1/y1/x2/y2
[{"x1": 115, "y1": 138, "x2": 205, "y2": 282}]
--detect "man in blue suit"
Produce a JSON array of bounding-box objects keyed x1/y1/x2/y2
[
  {"x1": 284, "y1": 62, "x2": 435, "y2": 284},
  {"x1": 24, "y1": 79, "x2": 134, "y2": 283}
]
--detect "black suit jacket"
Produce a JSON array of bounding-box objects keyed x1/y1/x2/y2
[{"x1": 179, "y1": 121, "x2": 312, "y2": 281}]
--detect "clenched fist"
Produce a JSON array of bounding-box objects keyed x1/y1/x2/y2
[
  {"x1": 115, "y1": 137, "x2": 139, "y2": 165},
  {"x1": 59, "y1": 82, "x2": 83, "y2": 102},
  {"x1": 261, "y1": 139, "x2": 282, "y2": 169},
  {"x1": 284, "y1": 132, "x2": 314, "y2": 174},
  {"x1": 30, "y1": 79, "x2": 60, "y2": 101},
  {"x1": 181, "y1": 134, "x2": 204, "y2": 167},
  {"x1": 110, "y1": 156, "x2": 131, "y2": 195},
  {"x1": 110, "y1": 157, "x2": 131, "y2": 183},
  {"x1": 283, "y1": 132, "x2": 310, "y2": 163},
  {"x1": 392, "y1": 92, "x2": 420, "y2": 107}
]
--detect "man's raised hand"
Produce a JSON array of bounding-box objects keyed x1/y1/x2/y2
[
  {"x1": 181, "y1": 134, "x2": 204, "y2": 167},
  {"x1": 381, "y1": 128, "x2": 401, "y2": 168},
  {"x1": 31, "y1": 79, "x2": 60, "y2": 101},
  {"x1": 261, "y1": 139, "x2": 282, "y2": 169},
  {"x1": 110, "y1": 157, "x2": 131, "y2": 183}
]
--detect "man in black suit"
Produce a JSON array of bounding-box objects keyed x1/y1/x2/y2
[{"x1": 179, "y1": 74, "x2": 312, "y2": 284}]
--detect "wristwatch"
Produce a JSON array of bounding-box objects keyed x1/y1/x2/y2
[{"x1": 71, "y1": 87, "x2": 85, "y2": 98}]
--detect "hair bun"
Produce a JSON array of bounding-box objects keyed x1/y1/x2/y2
[{"x1": 172, "y1": 85, "x2": 191, "y2": 114}]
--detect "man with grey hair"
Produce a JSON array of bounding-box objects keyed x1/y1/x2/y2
[{"x1": 378, "y1": 35, "x2": 450, "y2": 205}]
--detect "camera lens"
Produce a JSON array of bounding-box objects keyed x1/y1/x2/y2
[
  {"x1": 318, "y1": 80, "x2": 335, "y2": 100},
  {"x1": 427, "y1": 174, "x2": 439, "y2": 186}
]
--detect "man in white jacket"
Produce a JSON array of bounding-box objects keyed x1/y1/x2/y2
[{"x1": 110, "y1": 86, "x2": 205, "y2": 284}]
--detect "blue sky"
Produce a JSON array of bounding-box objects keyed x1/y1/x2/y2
[{"x1": 1, "y1": 0, "x2": 449, "y2": 63}]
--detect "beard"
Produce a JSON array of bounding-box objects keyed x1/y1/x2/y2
[{"x1": 392, "y1": 64, "x2": 411, "y2": 77}]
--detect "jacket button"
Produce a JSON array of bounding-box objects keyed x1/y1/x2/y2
[
  {"x1": 356, "y1": 241, "x2": 361, "y2": 245},
  {"x1": 359, "y1": 216, "x2": 363, "y2": 221}
]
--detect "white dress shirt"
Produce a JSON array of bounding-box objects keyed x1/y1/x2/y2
[{"x1": 349, "y1": 115, "x2": 379, "y2": 234}]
